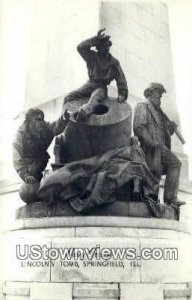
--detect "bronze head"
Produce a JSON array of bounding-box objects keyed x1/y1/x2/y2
[
  {"x1": 25, "y1": 109, "x2": 47, "y2": 138},
  {"x1": 96, "y1": 36, "x2": 112, "y2": 56},
  {"x1": 144, "y1": 83, "x2": 167, "y2": 109}
]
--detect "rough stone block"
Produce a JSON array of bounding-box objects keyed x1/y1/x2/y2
[
  {"x1": 163, "y1": 283, "x2": 188, "y2": 289},
  {"x1": 120, "y1": 283, "x2": 163, "y2": 300},
  {"x1": 165, "y1": 298, "x2": 188, "y2": 300},
  {"x1": 6, "y1": 297, "x2": 29, "y2": 300},
  {"x1": 15, "y1": 201, "x2": 177, "y2": 220},
  {"x1": 4, "y1": 281, "x2": 30, "y2": 296},
  {"x1": 73, "y1": 283, "x2": 119, "y2": 297},
  {"x1": 187, "y1": 282, "x2": 192, "y2": 298},
  {"x1": 6, "y1": 227, "x2": 75, "y2": 239},
  {"x1": 73, "y1": 298, "x2": 118, "y2": 300},
  {"x1": 2, "y1": 237, "x2": 51, "y2": 282},
  {"x1": 10, "y1": 217, "x2": 188, "y2": 233},
  {"x1": 164, "y1": 288, "x2": 191, "y2": 298},
  {"x1": 163, "y1": 283, "x2": 190, "y2": 299},
  {"x1": 9, "y1": 219, "x2": 24, "y2": 231},
  {"x1": 75, "y1": 227, "x2": 180, "y2": 240},
  {"x1": 30, "y1": 283, "x2": 72, "y2": 300},
  {"x1": 120, "y1": 283, "x2": 190, "y2": 300},
  {"x1": 51, "y1": 237, "x2": 140, "y2": 283},
  {"x1": 140, "y1": 238, "x2": 192, "y2": 283}
]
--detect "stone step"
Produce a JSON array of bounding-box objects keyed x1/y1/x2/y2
[
  {"x1": 73, "y1": 283, "x2": 119, "y2": 298},
  {"x1": 164, "y1": 288, "x2": 191, "y2": 298}
]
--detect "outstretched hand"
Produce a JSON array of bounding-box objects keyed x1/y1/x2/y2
[
  {"x1": 25, "y1": 176, "x2": 38, "y2": 184},
  {"x1": 97, "y1": 28, "x2": 106, "y2": 39},
  {"x1": 170, "y1": 121, "x2": 177, "y2": 130},
  {"x1": 97, "y1": 28, "x2": 110, "y2": 41}
]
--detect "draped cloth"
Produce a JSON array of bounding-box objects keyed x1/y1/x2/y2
[{"x1": 38, "y1": 143, "x2": 165, "y2": 217}]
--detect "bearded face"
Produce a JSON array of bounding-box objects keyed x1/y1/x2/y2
[
  {"x1": 28, "y1": 114, "x2": 47, "y2": 139},
  {"x1": 149, "y1": 89, "x2": 163, "y2": 110}
]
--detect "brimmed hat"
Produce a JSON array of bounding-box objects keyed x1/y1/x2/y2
[{"x1": 144, "y1": 83, "x2": 167, "y2": 98}]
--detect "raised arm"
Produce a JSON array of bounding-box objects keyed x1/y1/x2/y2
[
  {"x1": 77, "y1": 36, "x2": 98, "y2": 62},
  {"x1": 47, "y1": 110, "x2": 71, "y2": 137},
  {"x1": 77, "y1": 28, "x2": 109, "y2": 61}
]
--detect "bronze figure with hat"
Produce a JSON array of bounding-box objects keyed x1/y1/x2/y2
[{"x1": 134, "y1": 82, "x2": 185, "y2": 207}]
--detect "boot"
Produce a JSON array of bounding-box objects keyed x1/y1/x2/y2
[{"x1": 166, "y1": 198, "x2": 185, "y2": 207}]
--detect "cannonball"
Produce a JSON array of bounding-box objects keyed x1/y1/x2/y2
[{"x1": 19, "y1": 182, "x2": 40, "y2": 203}]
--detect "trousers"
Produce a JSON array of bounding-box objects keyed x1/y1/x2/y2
[
  {"x1": 63, "y1": 81, "x2": 107, "y2": 117},
  {"x1": 161, "y1": 147, "x2": 181, "y2": 203}
]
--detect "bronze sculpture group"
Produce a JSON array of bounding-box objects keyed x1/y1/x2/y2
[{"x1": 13, "y1": 29, "x2": 185, "y2": 216}]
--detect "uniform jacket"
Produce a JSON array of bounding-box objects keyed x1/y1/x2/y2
[
  {"x1": 13, "y1": 116, "x2": 68, "y2": 182},
  {"x1": 133, "y1": 100, "x2": 175, "y2": 178},
  {"x1": 77, "y1": 36, "x2": 128, "y2": 99}
]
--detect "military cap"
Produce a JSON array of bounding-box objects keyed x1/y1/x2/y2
[
  {"x1": 144, "y1": 83, "x2": 167, "y2": 98},
  {"x1": 25, "y1": 108, "x2": 44, "y2": 121}
]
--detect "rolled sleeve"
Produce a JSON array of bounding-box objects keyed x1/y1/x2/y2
[
  {"x1": 77, "y1": 36, "x2": 98, "y2": 62},
  {"x1": 114, "y1": 63, "x2": 128, "y2": 100}
]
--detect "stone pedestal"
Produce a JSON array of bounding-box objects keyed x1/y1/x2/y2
[
  {"x1": 1, "y1": 216, "x2": 192, "y2": 299},
  {"x1": 15, "y1": 201, "x2": 178, "y2": 220}
]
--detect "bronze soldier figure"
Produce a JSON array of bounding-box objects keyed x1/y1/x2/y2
[
  {"x1": 13, "y1": 108, "x2": 71, "y2": 203},
  {"x1": 63, "y1": 29, "x2": 128, "y2": 120},
  {"x1": 133, "y1": 83, "x2": 185, "y2": 207},
  {"x1": 13, "y1": 108, "x2": 70, "y2": 185}
]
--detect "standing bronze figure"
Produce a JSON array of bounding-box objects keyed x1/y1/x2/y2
[{"x1": 133, "y1": 83, "x2": 185, "y2": 207}]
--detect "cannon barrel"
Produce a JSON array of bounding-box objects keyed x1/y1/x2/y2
[{"x1": 57, "y1": 97, "x2": 132, "y2": 163}]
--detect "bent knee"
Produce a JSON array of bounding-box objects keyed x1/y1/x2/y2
[
  {"x1": 92, "y1": 87, "x2": 106, "y2": 97},
  {"x1": 174, "y1": 157, "x2": 182, "y2": 169},
  {"x1": 64, "y1": 95, "x2": 73, "y2": 103}
]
